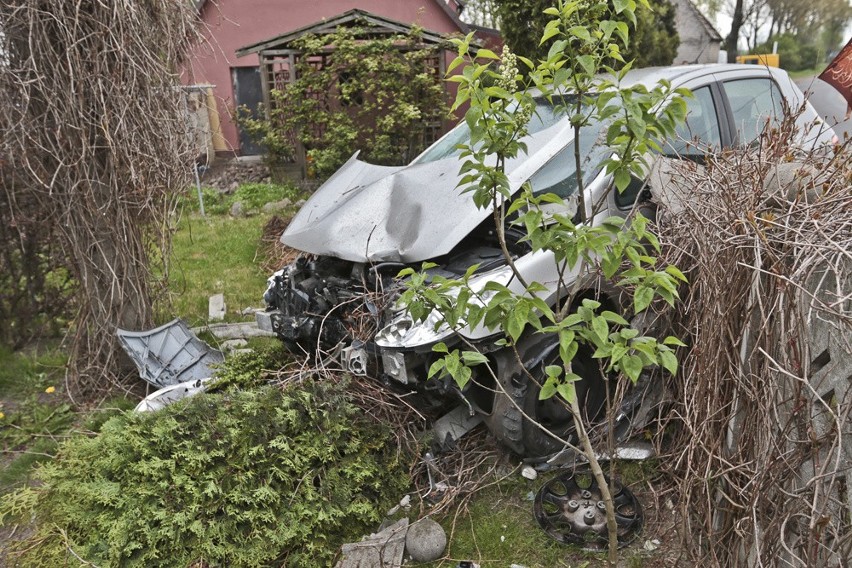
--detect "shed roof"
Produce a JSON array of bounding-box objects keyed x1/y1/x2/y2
[
  {"x1": 682, "y1": 0, "x2": 723, "y2": 42},
  {"x1": 235, "y1": 8, "x2": 454, "y2": 57}
]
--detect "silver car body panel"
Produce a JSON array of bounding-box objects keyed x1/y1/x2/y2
[
  {"x1": 280, "y1": 65, "x2": 833, "y2": 265},
  {"x1": 281, "y1": 118, "x2": 577, "y2": 263}
]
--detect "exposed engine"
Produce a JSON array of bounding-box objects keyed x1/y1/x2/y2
[{"x1": 259, "y1": 256, "x2": 395, "y2": 353}]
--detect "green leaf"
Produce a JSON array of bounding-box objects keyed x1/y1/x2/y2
[
  {"x1": 601, "y1": 311, "x2": 629, "y2": 325},
  {"x1": 545, "y1": 364, "x2": 562, "y2": 379},
  {"x1": 611, "y1": 343, "x2": 629, "y2": 363},
  {"x1": 539, "y1": 24, "x2": 561, "y2": 46},
  {"x1": 613, "y1": 0, "x2": 632, "y2": 14},
  {"x1": 462, "y1": 350, "x2": 489, "y2": 366},
  {"x1": 665, "y1": 265, "x2": 688, "y2": 283},
  {"x1": 506, "y1": 310, "x2": 526, "y2": 342},
  {"x1": 614, "y1": 168, "x2": 631, "y2": 192},
  {"x1": 446, "y1": 55, "x2": 465, "y2": 75},
  {"x1": 620, "y1": 328, "x2": 639, "y2": 340},
  {"x1": 660, "y1": 350, "x2": 678, "y2": 375},
  {"x1": 427, "y1": 359, "x2": 445, "y2": 379},
  {"x1": 634, "y1": 286, "x2": 653, "y2": 314},
  {"x1": 475, "y1": 48, "x2": 500, "y2": 60},
  {"x1": 556, "y1": 382, "x2": 577, "y2": 404},
  {"x1": 621, "y1": 354, "x2": 643, "y2": 383},
  {"x1": 591, "y1": 316, "x2": 609, "y2": 342},
  {"x1": 663, "y1": 336, "x2": 687, "y2": 347},
  {"x1": 539, "y1": 376, "x2": 558, "y2": 400},
  {"x1": 568, "y1": 26, "x2": 592, "y2": 42}
]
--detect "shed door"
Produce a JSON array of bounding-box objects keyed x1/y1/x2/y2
[{"x1": 231, "y1": 66, "x2": 263, "y2": 156}]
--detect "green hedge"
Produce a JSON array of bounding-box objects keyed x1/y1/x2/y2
[{"x1": 1, "y1": 381, "x2": 409, "y2": 567}]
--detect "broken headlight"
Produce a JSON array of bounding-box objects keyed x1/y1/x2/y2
[{"x1": 375, "y1": 309, "x2": 452, "y2": 349}]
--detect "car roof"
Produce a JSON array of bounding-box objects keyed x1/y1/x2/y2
[
  {"x1": 537, "y1": 64, "x2": 785, "y2": 98},
  {"x1": 619, "y1": 63, "x2": 781, "y2": 88}
]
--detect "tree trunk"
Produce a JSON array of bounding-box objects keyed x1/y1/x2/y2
[{"x1": 725, "y1": 0, "x2": 745, "y2": 62}]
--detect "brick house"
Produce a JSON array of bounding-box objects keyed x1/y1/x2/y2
[{"x1": 185, "y1": 0, "x2": 498, "y2": 158}]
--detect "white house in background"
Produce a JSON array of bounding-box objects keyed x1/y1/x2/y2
[{"x1": 673, "y1": 0, "x2": 723, "y2": 64}]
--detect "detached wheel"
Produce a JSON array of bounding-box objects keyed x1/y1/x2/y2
[{"x1": 486, "y1": 335, "x2": 610, "y2": 459}]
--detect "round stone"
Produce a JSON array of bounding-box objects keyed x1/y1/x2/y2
[{"x1": 405, "y1": 517, "x2": 447, "y2": 562}]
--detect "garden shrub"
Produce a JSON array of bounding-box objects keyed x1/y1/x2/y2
[
  {"x1": 0, "y1": 382, "x2": 410, "y2": 567},
  {"x1": 209, "y1": 338, "x2": 290, "y2": 391},
  {"x1": 238, "y1": 25, "x2": 450, "y2": 177},
  {"x1": 751, "y1": 33, "x2": 820, "y2": 71}
]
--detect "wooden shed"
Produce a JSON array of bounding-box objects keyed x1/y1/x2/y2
[{"x1": 235, "y1": 9, "x2": 456, "y2": 176}]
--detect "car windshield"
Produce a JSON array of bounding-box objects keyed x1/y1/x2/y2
[
  {"x1": 528, "y1": 118, "x2": 612, "y2": 199},
  {"x1": 413, "y1": 97, "x2": 570, "y2": 164},
  {"x1": 414, "y1": 96, "x2": 611, "y2": 200}
]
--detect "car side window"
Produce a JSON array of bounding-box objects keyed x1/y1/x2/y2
[
  {"x1": 722, "y1": 78, "x2": 783, "y2": 145},
  {"x1": 665, "y1": 86, "x2": 721, "y2": 156}
]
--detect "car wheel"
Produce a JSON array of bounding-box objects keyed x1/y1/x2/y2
[{"x1": 486, "y1": 336, "x2": 610, "y2": 459}]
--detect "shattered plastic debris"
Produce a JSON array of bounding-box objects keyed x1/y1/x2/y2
[
  {"x1": 521, "y1": 465, "x2": 538, "y2": 480},
  {"x1": 117, "y1": 318, "x2": 224, "y2": 388},
  {"x1": 335, "y1": 517, "x2": 408, "y2": 568},
  {"x1": 134, "y1": 378, "x2": 212, "y2": 413}
]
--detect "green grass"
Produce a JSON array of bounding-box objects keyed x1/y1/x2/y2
[
  {"x1": 0, "y1": 345, "x2": 66, "y2": 399},
  {"x1": 182, "y1": 182, "x2": 304, "y2": 216},
  {"x1": 165, "y1": 213, "x2": 272, "y2": 326},
  {"x1": 0, "y1": 348, "x2": 135, "y2": 495},
  {"x1": 416, "y1": 461, "x2": 664, "y2": 568},
  {"x1": 0, "y1": 347, "x2": 69, "y2": 494},
  {"x1": 422, "y1": 482, "x2": 586, "y2": 568},
  {"x1": 165, "y1": 182, "x2": 307, "y2": 326}
]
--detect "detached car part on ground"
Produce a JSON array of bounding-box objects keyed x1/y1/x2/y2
[{"x1": 258, "y1": 64, "x2": 835, "y2": 459}]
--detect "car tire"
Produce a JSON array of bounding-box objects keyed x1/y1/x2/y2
[{"x1": 485, "y1": 336, "x2": 611, "y2": 459}]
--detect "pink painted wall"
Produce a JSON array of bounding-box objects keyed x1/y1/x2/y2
[{"x1": 185, "y1": 0, "x2": 468, "y2": 154}]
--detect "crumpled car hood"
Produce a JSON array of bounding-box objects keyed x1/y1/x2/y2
[
  {"x1": 281, "y1": 122, "x2": 572, "y2": 263},
  {"x1": 281, "y1": 154, "x2": 481, "y2": 262}
]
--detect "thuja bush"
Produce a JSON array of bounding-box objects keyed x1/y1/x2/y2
[{"x1": 0, "y1": 382, "x2": 409, "y2": 567}]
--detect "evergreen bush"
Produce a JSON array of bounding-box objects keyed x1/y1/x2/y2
[{"x1": 0, "y1": 381, "x2": 409, "y2": 567}]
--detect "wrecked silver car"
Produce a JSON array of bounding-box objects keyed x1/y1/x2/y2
[{"x1": 258, "y1": 64, "x2": 833, "y2": 458}]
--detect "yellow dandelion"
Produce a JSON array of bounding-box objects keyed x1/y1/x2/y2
[
  {"x1": 0, "y1": 412, "x2": 5, "y2": 420},
  {"x1": 45, "y1": 386, "x2": 56, "y2": 394}
]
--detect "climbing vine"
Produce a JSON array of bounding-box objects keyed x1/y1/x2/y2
[{"x1": 240, "y1": 26, "x2": 451, "y2": 177}]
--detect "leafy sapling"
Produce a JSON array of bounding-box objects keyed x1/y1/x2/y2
[{"x1": 398, "y1": 0, "x2": 689, "y2": 562}]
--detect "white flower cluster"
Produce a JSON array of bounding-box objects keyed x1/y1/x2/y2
[{"x1": 497, "y1": 45, "x2": 519, "y2": 93}]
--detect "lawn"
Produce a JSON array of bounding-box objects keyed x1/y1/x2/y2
[
  {"x1": 163, "y1": 182, "x2": 305, "y2": 326},
  {"x1": 165, "y1": 213, "x2": 270, "y2": 326}
]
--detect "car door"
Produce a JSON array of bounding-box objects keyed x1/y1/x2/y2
[{"x1": 717, "y1": 73, "x2": 785, "y2": 146}]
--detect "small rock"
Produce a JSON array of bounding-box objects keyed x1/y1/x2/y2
[
  {"x1": 405, "y1": 518, "x2": 447, "y2": 563},
  {"x1": 220, "y1": 339, "x2": 248, "y2": 352},
  {"x1": 399, "y1": 495, "x2": 411, "y2": 509},
  {"x1": 261, "y1": 198, "x2": 292, "y2": 213},
  {"x1": 294, "y1": 199, "x2": 306, "y2": 208},
  {"x1": 521, "y1": 465, "x2": 538, "y2": 480},
  {"x1": 229, "y1": 201, "x2": 244, "y2": 217},
  {"x1": 241, "y1": 306, "x2": 261, "y2": 316},
  {"x1": 208, "y1": 294, "x2": 226, "y2": 321},
  {"x1": 643, "y1": 538, "x2": 661, "y2": 551}
]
